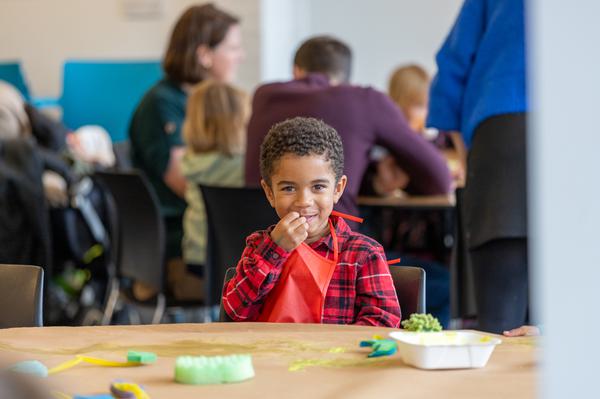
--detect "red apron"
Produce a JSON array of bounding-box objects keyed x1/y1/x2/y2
[
  {"x1": 257, "y1": 210, "x2": 399, "y2": 323},
  {"x1": 258, "y1": 219, "x2": 339, "y2": 323}
]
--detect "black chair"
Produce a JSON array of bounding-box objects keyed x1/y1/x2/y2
[
  {"x1": 0, "y1": 264, "x2": 44, "y2": 328},
  {"x1": 95, "y1": 171, "x2": 200, "y2": 324},
  {"x1": 199, "y1": 185, "x2": 278, "y2": 308},
  {"x1": 112, "y1": 140, "x2": 132, "y2": 171},
  {"x1": 219, "y1": 265, "x2": 426, "y2": 323},
  {"x1": 390, "y1": 265, "x2": 426, "y2": 320}
]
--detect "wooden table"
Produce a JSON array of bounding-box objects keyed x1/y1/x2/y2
[
  {"x1": 358, "y1": 193, "x2": 456, "y2": 210},
  {"x1": 0, "y1": 323, "x2": 537, "y2": 398}
]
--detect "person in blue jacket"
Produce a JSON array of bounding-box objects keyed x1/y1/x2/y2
[{"x1": 427, "y1": 0, "x2": 529, "y2": 333}]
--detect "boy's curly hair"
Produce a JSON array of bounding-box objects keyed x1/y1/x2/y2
[{"x1": 260, "y1": 117, "x2": 344, "y2": 185}]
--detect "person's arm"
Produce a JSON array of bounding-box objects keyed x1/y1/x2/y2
[
  {"x1": 132, "y1": 97, "x2": 186, "y2": 198},
  {"x1": 222, "y1": 231, "x2": 291, "y2": 321},
  {"x1": 164, "y1": 146, "x2": 186, "y2": 197},
  {"x1": 503, "y1": 325, "x2": 541, "y2": 337},
  {"x1": 370, "y1": 91, "x2": 451, "y2": 195},
  {"x1": 353, "y1": 245, "x2": 401, "y2": 328},
  {"x1": 244, "y1": 85, "x2": 271, "y2": 187},
  {"x1": 427, "y1": 0, "x2": 486, "y2": 132}
]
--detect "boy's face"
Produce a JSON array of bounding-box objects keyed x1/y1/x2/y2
[{"x1": 261, "y1": 154, "x2": 347, "y2": 244}]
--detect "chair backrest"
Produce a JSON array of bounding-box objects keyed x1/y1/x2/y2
[
  {"x1": 0, "y1": 61, "x2": 31, "y2": 101},
  {"x1": 390, "y1": 265, "x2": 426, "y2": 320},
  {"x1": 0, "y1": 264, "x2": 43, "y2": 327},
  {"x1": 112, "y1": 140, "x2": 133, "y2": 171},
  {"x1": 219, "y1": 267, "x2": 237, "y2": 322},
  {"x1": 94, "y1": 171, "x2": 165, "y2": 292},
  {"x1": 60, "y1": 60, "x2": 162, "y2": 143},
  {"x1": 199, "y1": 185, "x2": 278, "y2": 307}
]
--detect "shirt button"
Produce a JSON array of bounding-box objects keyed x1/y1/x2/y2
[{"x1": 272, "y1": 253, "x2": 279, "y2": 260}]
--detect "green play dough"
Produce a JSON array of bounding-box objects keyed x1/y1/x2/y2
[
  {"x1": 127, "y1": 350, "x2": 157, "y2": 364},
  {"x1": 175, "y1": 354, "x2": 254, "y2": 385}
]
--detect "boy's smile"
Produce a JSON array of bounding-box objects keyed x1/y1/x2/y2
[{"x1": 262, "y1": 154, "x2": 347, "y2": 244}]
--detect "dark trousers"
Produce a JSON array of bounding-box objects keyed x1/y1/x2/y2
[
  {"x1": 465, "y1": 113, "x2": 528, "y2": 333},
  {"x1": 470, "y1": 238, "x2": 528, "y2": 333}
]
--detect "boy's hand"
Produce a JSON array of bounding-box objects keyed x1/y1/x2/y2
[{"x1": 270, "y1": 212, "x2": 309, "y2": 252}]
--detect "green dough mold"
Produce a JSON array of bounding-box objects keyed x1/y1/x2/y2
[{"x1": 175, "y1": 354, "x2": 255, "y2": 385}]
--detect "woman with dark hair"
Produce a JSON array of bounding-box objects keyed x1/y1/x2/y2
[{"x1": 129, "y1": 3, "x2": 243, "y2": 300}]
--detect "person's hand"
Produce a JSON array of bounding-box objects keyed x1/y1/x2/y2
[
  {"x1": 503, "y1": 325, "x2": 541, "y2": 337},
  {"x1": 42, "y1": 170, "x2": 68, "y2": 207},
  {"x1": 270, "y1": 212, "x2": 309, "y2": 252},
  {"x1": 372, "y1": 156, "x2": 410, "y2": 195},
  {"x1": 447, "y1": 159, "x2": 466, "y2": 188}
]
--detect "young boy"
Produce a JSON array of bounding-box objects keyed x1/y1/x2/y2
[{"x1": 222, "y1": 117, "x2": 401, "y2": 327}]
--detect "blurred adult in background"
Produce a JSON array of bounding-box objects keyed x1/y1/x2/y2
[
  {"x1": 0, "y1": 80, "x2": 115, "y2": 289},
  {"x1": 427, "y1": 0, "x2": 528, "y2": 333},
  {"x1": 128, "y1": 3, "x2": 244, "y2": 300},
  {"x1": 245, "y1": 36, "x2": 451, "y2": 222}
]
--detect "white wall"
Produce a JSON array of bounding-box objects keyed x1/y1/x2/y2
[
  {"x1": 0, "y1": 0, "x2": 261, "y2": 96},
  {"x1": 530, "y1": 0, "x2": 600, "y2": 397},
  {"x1": 0, "y1": 0, "x2": 461, "y2": 98},
  {"x1": 259, "y1": 0, "x2": 311, "y2": 83},
  {"x1": 305, "y1": 0, "x2": 463, "y2": 90}
]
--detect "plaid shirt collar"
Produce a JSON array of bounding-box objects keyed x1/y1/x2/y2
[{"x1": 308, "y1": 215, "x2": 351, "y2": 253}]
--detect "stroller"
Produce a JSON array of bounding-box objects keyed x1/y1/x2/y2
[{"x1": 49, "y1": 175, "x2": 114, "y2": 326}]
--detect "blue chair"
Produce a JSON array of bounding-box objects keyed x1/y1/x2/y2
[
  {"x1": 0, "y1": 61, "x2": 31, "y2": 101},
  {"x1": 60, "y1": 60, "x2": 162, "y2": 143}
]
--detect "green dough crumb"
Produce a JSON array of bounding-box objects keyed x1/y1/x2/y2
[{"x1": 127, "y1": 351, "x2": 157, "y2": 364}]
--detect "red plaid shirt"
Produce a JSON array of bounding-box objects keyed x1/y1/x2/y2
[{"x1": 223, "y1": 216, "x2": 401, "y2": 327}]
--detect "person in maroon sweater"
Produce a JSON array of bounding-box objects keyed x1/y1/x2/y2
[{"x1": 245, "y1": 36, "x2": 451, "y2": 219}]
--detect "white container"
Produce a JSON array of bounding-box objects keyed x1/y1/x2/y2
[{"x1": 389, "y1": 331, "x2": 502, "y2": 370}]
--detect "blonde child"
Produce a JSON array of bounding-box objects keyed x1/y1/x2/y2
[
  {"x1": 387, "y1": 64, "x2": 466, "y2": 185},
  {"x1": 388, "y1": 64, "x2": 431, "y2": 134},
  {"x1": 179, "y1": 80, "x2": 248, "y2": 299}
]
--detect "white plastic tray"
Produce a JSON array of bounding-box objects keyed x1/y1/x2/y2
[{"x1": 389, "y1": 331, "x2": 501, "y2": 370}]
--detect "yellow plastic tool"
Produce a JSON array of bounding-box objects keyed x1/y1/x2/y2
[{"x1": 48, "y1": 355, "x2": 150, "y2": 375}]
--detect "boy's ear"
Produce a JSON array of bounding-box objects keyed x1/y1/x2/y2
[
  {"x1": 260, "y1": 179, "x2": 276, "y2": 208},
  {"x1": 333, "y1": 175, "x2": 347, "y2": 204}
]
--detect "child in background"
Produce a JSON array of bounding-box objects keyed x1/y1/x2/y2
[
  {"x1": 222, "y1": 117, "x2": 401, "y2": 327},
  {"x1": 388, "y1": 64, "x2": 432, "y2": 135},
  {"x1": 179, "y1": 80, "x2": 248, "y2": 301},
  {"x1": 388, "y1": 64, "x2": 466, "y2": 180}
]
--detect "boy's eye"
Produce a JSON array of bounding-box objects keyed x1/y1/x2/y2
[
  {"x1": 281, "y1": 186, "x2": 295, "y2": 192},
  {"x1": 313, "y1": 184, "x2": 327, "y2": 191}
]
